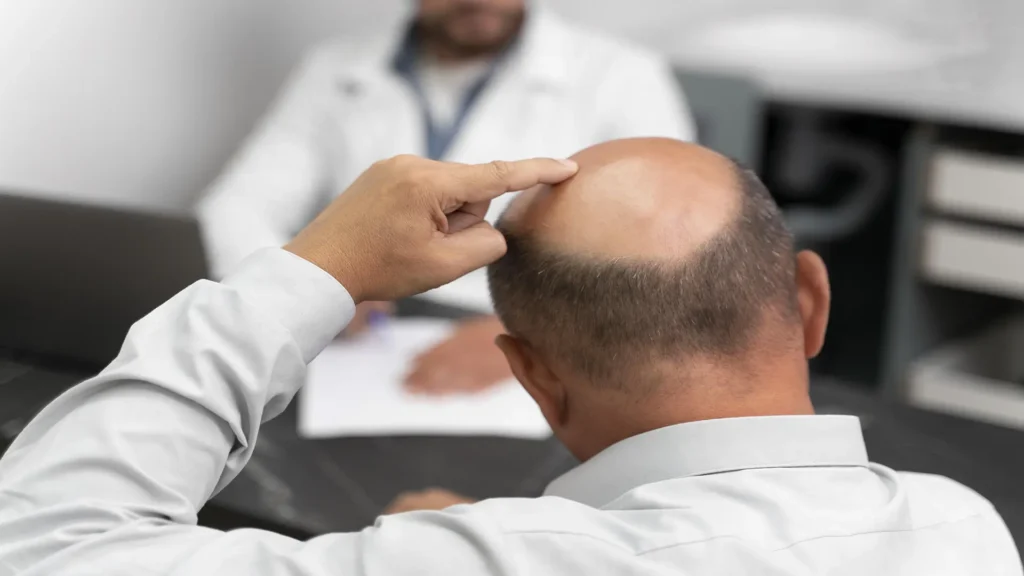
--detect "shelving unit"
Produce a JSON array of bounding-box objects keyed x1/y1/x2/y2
[{"x1": 883, "y1": 126, "x2": 1024, "y2": 429}]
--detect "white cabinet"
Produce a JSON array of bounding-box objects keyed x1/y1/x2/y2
[
  {"x1": 909, "y1": 315, "x2": 1024, "y2": 430},
  {"x1": 930, "y1": 149, "x2": 1024, "y2": 226},
  {"x1": 921, "y1": 220, "x2": 1024, "y2": 300}
]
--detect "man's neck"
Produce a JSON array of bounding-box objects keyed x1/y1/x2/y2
[
  {"x1": 575, "y1": 357, "x2": 815, "y2": 461},
  {"x1": 418, "y1": 39, "x2": 504, "y2": 65},
  {"x1": 417, "y1": 48, "x2": 494, "y2": 71},
  {"x1": 420, "y1": 43, "x2": 484, "y2": 64}
]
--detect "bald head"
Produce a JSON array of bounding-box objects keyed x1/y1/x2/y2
[
  {"x1": 488, "y1": 138, "x2": 799, "y2": 389},
  {"x1": 500, "y1": 138, "x2": 741, "y2": 259}
]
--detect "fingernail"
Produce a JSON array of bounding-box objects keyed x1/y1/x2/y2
[{"x1": 558, "y1": 159, "x2": 578, "y2": 171}]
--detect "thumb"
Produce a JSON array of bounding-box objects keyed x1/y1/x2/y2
[{"x1": 433, "y1": 221, "x2": 508, "y2": 280}]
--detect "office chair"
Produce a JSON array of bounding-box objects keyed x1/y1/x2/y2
[
  {"x1": 675, "y1": 69, "x2": 888, "y2": 248},
  {"x1": 675, "y1": 68, "x2": 764, "y2": 172}
]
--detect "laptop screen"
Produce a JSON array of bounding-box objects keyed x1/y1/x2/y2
[{"x1": 0, "y1": 192, "x2": 208, "y2": 369}]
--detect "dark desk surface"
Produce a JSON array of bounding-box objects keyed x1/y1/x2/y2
[
  {"x1": 203, "y1": 401, "x2": 574, "y2": 536},
  {"x1": 3, "y1": 362, "x2": 1022, "y2": 546}
]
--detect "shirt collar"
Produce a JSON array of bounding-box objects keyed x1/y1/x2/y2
[
  {"x1": 390, "y1": 24, "x2": 419, "y2": 80},
  {"x1": 544, "y1": 415, "x2": 869, "y2": 508}
]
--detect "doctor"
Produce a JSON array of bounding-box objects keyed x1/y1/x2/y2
[{"x1": 198, "y1": 0, "x2": 694, "y2": 394}]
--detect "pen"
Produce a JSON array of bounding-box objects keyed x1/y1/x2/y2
[
  {"x1": 367, "y1": 310, "x2": 390, "y2": 330},
  {"x1": 367, "y1": 309, "x2": 392, "y2": 345}
]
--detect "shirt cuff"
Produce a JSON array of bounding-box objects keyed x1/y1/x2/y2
[{"x1": 221, "y1": 248, "x2": 355, "y2": 362}]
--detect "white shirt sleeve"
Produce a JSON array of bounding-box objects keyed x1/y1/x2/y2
[
  {"x1": 595, "y1": 49, "x2": 697, "y2": 143},
  {"x1": 0, "y1": 249, "x2": 504, "y2": 576},
  {"x1": 196, "y1": 51, "x2": 336, "y2": 279}
]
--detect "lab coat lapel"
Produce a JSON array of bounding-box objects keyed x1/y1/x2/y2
[
  {"x1": 338, "y1": 73, "x2": 424, "y2": 172},
  {"x1": 443, "y1": 10, "x2": 572, "y2": 166},
  {"x1": 330, "y1": 31, "x2": 425, "y2": 189}
]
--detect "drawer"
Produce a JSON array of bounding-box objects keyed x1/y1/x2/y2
[
  {"x1": 930, "y1": 149, "x2": 1024, "y2": 226},
  {"x1": 908, "y1": 315, "x2": 1024, "y2": 430},
  {"x1": 921, "y1": 219, "x2": 1024, "y2": 300}
]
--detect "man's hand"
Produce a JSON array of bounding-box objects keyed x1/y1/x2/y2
[
  {"x1": 405, "y1": 316, "x2": 511, "y2": 395},
  {"x1": 384, "y1": 488, "x2": 477, "y2": 514},
  {"x1": 285, "y1": 155, "x2": 577, "y2": 302}
]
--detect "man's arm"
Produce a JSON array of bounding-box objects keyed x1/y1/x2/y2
[
  {"x1": 0, "y1": 249, "x2": 348, "y2": 573},
  {"x1": 0, "y1": 250, "x2": 500, "y2": 576},
  {"x1": 0, "y1": 155, "x2": 577, "y2": 575},
  {"x1": 197, "y1": 49, "x2": 335, "y2": 279}
]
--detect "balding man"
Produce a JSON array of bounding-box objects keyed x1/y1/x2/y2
[
  {"x1": 399, "y1": 140, "x2": 1022, "y2": 572},
  {"x1": 0, "y1": 143, "x2": 1019, "y2": 575}
]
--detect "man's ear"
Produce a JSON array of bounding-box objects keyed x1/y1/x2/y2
[
  {"x1": 494, "y1": 334, "x2": 567, "y2": 429},
  {"x1": 795, "y1": 250, "x2": 831, "y2": 359}
]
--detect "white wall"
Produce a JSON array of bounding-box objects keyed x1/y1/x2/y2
[{"x1": 0, "y1": 0, "x2": 405, "y2": 213}]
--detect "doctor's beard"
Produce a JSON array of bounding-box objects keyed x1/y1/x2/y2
[{"x1": 416, "y1": 0, "x2": 526, "y2": 60}]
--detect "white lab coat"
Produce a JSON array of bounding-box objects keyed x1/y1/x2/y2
[{"x1": 197, "y1": 10, "x2": 695, "y2": 310}]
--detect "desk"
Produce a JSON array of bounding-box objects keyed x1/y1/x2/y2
[
  {"x1": 196, "y1": 297, "x2": 576, "y2": 535},
  {"x1": 202, "y1": 402, "x2": 573, "y2": 536}
]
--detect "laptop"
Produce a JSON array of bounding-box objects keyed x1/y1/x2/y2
[{"x1": 0, "y1": 190, "x2": 208, "y2": 392}]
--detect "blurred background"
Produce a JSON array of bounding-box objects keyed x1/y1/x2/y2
[
  {"x1": 0, "y1": 0, "x2": 994, "y2": 211},
  {"x1": 2, "y1": 0, "x2": 1024, "y2": 541}
]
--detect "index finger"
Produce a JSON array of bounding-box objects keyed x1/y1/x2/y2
[{"x1": 444, "y1": 158, "x2": 579, "y2": 205}]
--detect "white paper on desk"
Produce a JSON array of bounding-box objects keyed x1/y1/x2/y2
[{"x1": 298, "y1": 318, "x2": 551, "y2": 439}]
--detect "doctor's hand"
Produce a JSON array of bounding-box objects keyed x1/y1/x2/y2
[
  {"x1": 405, "y1": 315, "x2": 512, "y2": 395},
  {"x1": 285, "y1": 155, "x2": 577, "y2": 302},
  {"x1": 384, "y1": 488, "x2": 477, "y2": 515}
]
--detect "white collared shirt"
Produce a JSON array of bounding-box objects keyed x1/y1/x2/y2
[
  {"x1": 416, "y1": 55, "x2": 493, "y2": 131},
  {"x1": 0, "y1": 249, "x2": 1019, "y2": 575}
]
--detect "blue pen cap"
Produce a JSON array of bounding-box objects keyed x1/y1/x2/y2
[{"x1": 367, "y1": 310, "x2": 390, "y2": 329}]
